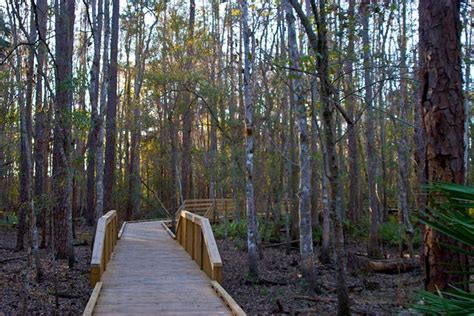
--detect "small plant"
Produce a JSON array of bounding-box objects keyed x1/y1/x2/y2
[
  {"x1": 213, "y1": 219, "x2": 247, "y2": 240},
  {"x1": 344, "y1": 214, "x2": 370, "y2": 242},
  {"x1": 378, "y1": 215, "x2": 421, "y2": 248},
  {"x1": 312, "y1": 227, "x2": 322, "y2": 243},
  {"x1": 413, "y1": 183, "x2": 474, "y2": 314},
  {"x1": 0, "y1": 211, "x2": 17, "y2": 226},
  {"x1": 213, "y1": 219, "x2": 281, "y2": 243}
]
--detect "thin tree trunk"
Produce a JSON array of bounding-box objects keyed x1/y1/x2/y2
[
  {"x1": 396, "y1": 0, "x2": 414, "y2": 257},
  {"x1": 242, "y1": 0, "x2": 258, "y2": 279},
  {"x1": 361, "y1": 0, "x2": 381, "y2": 259},
  {"x1": 345, "y1": 0, "x2": 360, "y2": 222},
  {"x1": 95, "y1": 0, "x2": 110, "y2": 220},
  {"x1": 285, "y1": 0, "x2": 317, "y2": 291},
  {"x1": 9, "y1": 1, "x2": 27, "y2": 251},
  {"x1": 181, "y1": 0, "x2": 196, "y2": 201},
  {"x1": 103, "y1": 0, "x2": 120, "y2": 213},
  {"x1": 86, "y1": 0, "x2": 103, "y2": 225},
  {"x1": 287, "y1": 0, "x2": 350, "y2": 313}
]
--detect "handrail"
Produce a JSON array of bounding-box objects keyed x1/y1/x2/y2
[
  {"x1": 176, "y1": 210, "x2": 223, "y2": 282},
  {"x1": 177, "y1": 198, "x2": 236, "y2": 223},
  {"x1": 90, "y1": 210, "x2": 118, "y2": 286}
]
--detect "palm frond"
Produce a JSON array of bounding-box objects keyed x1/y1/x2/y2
[{"x1": 413, "y1": 183, "x2": 474, "y2": 314}]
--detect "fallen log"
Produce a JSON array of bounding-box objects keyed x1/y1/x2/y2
[
  {"x1": 368, "y1": 258, "x2": 419, "y2": 273},
  {"x1": 262, "y1": 240, "x2": 299, "y2": 248},
  {"x1": 73, "y1": 240, "x2": 88, "y2": 247},
  {"x1": 347, "y1": 252, "x2": 419, "y2": 273}
]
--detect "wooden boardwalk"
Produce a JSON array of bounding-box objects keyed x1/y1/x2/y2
[{"x1": 90, "y1": 220, "x2": 235, "y2": 315}]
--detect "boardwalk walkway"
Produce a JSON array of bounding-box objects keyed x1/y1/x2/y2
[{"x1": 89, "y1": 220, "x2": 234, "y2": 315}]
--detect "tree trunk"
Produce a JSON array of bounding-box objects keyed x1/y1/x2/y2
[
  {"x1": 285, "y1": 0, "x2": 317, "y2": 292},
  {"x1": 103, "y1": 0, "x2": 119, "y2": 213},
  {"x1": 86, "y1": 0, "x2": 103, "y2": 225},
  {"x1": 242, "y1": 0, "x2": 258, "y2": 278},
  {"x1": 396, "y1": 0, "x2": 414, "y2": 257},
  {"x1": 53, "y1": 0, "x2": 75, "y2": 266},
  {"x1": 10, "y1": 2, "x2": 27, "y2": 251},
  {"x1": 419, "y1": 0, "x2": 468, "y2": 292},
  {"x1": 288, "y1": 0, "x2": 351, "y2": 313},
  {"x1": 345, "y1": 0, "x2": 360, "y2": 222},
  {"x1": 32, "y1": 0, "x2": 49, "y2": 248},
  {"x1": 361, "y1": 0, "x2": 381, "y2": 259},
  {"x1": 181, "y1": 0, "x2": 196, "y2": 201},
  {"x1": 95, "y1": 0, "x2": 110, "y2": 220}
]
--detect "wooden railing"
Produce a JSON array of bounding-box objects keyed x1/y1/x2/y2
[
  {"x1": 90, "y1": 210, "x2": 118, "y2": 286},
  {"x1": 176, "y1": 210, "x2": 222, "y2": 282},
  {"x1": 177, "y1": 198, "x2": 236, "y2": 223}
]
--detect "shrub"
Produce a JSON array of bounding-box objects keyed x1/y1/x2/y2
[
  {"x1": 378, "y1": 215, "x2": 421, "y2": 248},
  {"x1": 344, "y1": 213, "x2": 370, "y2": 242},
  {"x1": 213, "y1": 219, "x2": 280, "y2": 243}
]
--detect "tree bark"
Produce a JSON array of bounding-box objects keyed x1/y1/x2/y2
[
  {"x1": 396, "y1": 0, "x2": 414, "y2": 257},
  {"x1": 181, "y1": 0, "x2": 196, "y2": 201},
  {"x1": 86, "y1": 0, "x2": 103, "y2": 225},
  {"x1": 9, "y1": 1, "x2": 27, "y2": 251},
  {"x1": 284, "y1": 0, "x2": 317, "y2": 292},
  {"x1": 95, "y1": 0, "x2": 110, "y2": 220},
  {"x1": 419, "y1": 0, "x2": 467, "y2": 292},
  {"x1": 361, "y1": 0, "x2": 381, "y2": 259},
  {"x1": 242, "y1": 0, "x2": 259, "y2": 278},
  {"x1": 53, "y1": 0, "x2": 75, "y2": 266},
  {"x1": 103, "y1": 0, "x2": 119, "y2": 213},
  {"x1": 345, "y1": 0, "x2": 360, "y2": 222},
  {"x1": 287, "y1": 0, "x2": 351, "y2": 313}
]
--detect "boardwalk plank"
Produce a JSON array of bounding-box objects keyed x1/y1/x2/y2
[{"x1": 93, "y1": 221, "x2": 232, "y2": 315}]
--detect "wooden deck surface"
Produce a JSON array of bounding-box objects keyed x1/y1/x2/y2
[{"x1": 93, "y1": 221, "x2": 232, "y2": 315}]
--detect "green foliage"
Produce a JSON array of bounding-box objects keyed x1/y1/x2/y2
[
  {"x1": 213, "y1": 218, "x2": 280, "y2": 243},
  {"x1": 413, "y1": 183, "x2": 474, "y2": 314},
  {"x1": 312, "y1": 227, "x2": 322, "y2": 243},
  {"x1": 344, "y1": 214, "x2": 370, "y2": 241},
  {"x1": 0, "y1": 212, "x2": 17, "y2": 226},
  {"x1": 213, "y1": 220, "x2": 247, "y2": 240},
  {"x1": 378, "y1": 215, "x2": 421, "y2": 248}
]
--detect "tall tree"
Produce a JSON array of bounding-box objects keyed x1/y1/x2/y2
[
  {"x1": 9, "y1": 1, "x2": 27, "y2": 251},
  {"x1": 95, "y1": 0, "x2": 111, "y2": 220},
  {"x1": 181, "y1": 0, "x2": 196, "y2": 201},
  {"x1": 103, "y1": 0, "x2": 119, "y2": 213},
  {"x1": 32, "y1": 0, "x2": 49, "y2": 248},
  {"x1": 52, "y1": 0, "x2": 75, "y2": 265},
  {"x1": 242, "y1": 0, "x2": 259, "y2": 278},
  {"x1": 284, "y1": 0, "x2": 317, "y2": 292},
  {"x1": 345, "y1": 0, "x2": 360, "y2": 222},
  {"x1": 361, "y1": 0, "x2": 381, "y2": 259},
  {"x1": 396, "y1": 0, "x2": 414, "y2": 257},
  {"x1": 288, "y1": 0, "x2": 351, "y2": 313},
  {"x1": 419, "y1": 0, "x2": 467, "y2": 291},
  {"x1": 86, "y1": 0, "x2": 103, "y2": 225}
]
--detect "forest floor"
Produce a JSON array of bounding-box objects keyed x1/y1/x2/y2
[
  {"x1": 218, "y1": 239, "x2": 422, "y2": 315},
  {"x1": 0, "y1": 223, "x2": 93, "y2": 315}
]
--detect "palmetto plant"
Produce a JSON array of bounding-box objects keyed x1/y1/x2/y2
[{"x1": 413, "y1": 183, "x2": 474, "y2": 315}]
